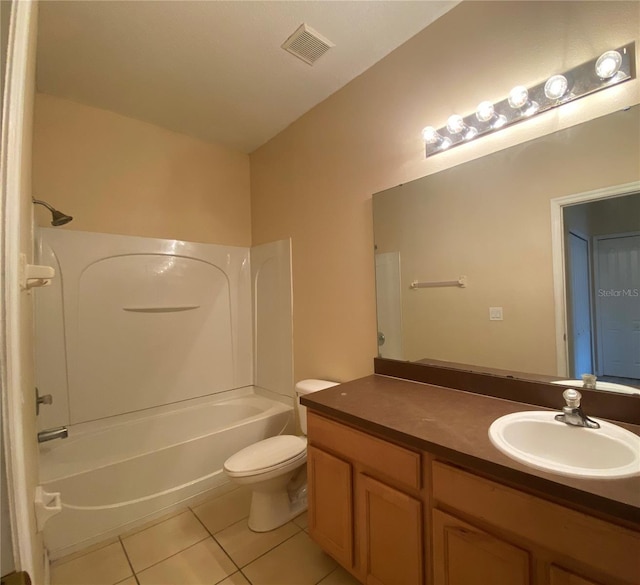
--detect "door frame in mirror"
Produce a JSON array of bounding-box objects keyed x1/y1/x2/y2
[{"x1": 550, "y1": 180, "x2": 640, "y2": 379}]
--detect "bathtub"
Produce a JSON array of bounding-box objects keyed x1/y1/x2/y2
[{"x1": 40, "y1": 388, "x2": 294, "y2": 559}]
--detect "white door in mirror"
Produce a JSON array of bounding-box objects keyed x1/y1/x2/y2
[{"x1": 489, "y1": 411, "x2": 640, "y2": 479}]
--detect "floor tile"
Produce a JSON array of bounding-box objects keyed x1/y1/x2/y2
[
  {"x1": 122, "y1": 510, "x2": 208, "y2": 572},
  {"x1": 318, "y1": 566, "x2": 362, "y2": 585},
  {"x1": 192, "y1": 488, "x2": 252, "y2": 534},
  {"x1": 115, "y1": 578, "x2": 138, "y2": 585},
  {"x1": 136, "y1": 539, "x2": 236, "y2": 585},
  {"x1": 217, "y1": 573, "x2": 251, "y2": 585},
  {"x1": 293, "y1": 511, "x2": 308, "y2": 530},
  {"x1": 51, "y1": 542, "x2": 132, "y2": 585},
  {"x1": 242, "y1": 531, "x2": 336, "y2": 585},
  {"x1": 214, "y1": 519, "x2": 300, "y2": 567}
]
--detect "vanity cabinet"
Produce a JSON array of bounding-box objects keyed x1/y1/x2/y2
[
  {"x1": 307, "y1": 445, "x2": 353, "y2": 568},
  {"x1": 306, "y1": 411, "x2": 640, "y2": 585},
  {"x1": 431, "y1": 508, "x2": 611, "y2": 585},
  {"x1": 432, "y1": 508, "x2": 531, "y2": 585},
  {"x1": 432, "y1": 461, "x2": 640, "y2": 585},
  {"x1": 357, "y1": 474, "x2": 423, "y2": 585},
  {"x1": 307, "y1": 412, "x2": 424, "y2": 585},
  {"x1": 548, "y1": 567, "x2": 604, "y2": 585}
]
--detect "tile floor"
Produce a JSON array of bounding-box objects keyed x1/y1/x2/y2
[{"x1": 50, "y1": 487, "x2": 361, "y2": 585}]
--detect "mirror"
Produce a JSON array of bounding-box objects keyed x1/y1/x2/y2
[{"x1": 373, "y1": 106, "x2": 640, "y2": 394}]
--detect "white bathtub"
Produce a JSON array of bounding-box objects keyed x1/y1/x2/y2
[{"x1": 40, "y1": 388, "x2": 294, "y2": 559}]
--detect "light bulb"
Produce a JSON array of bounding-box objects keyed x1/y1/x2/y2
[
  {"x1": 422, "y1": 126, "x2": 440, "y2": 144},
  {"x1": 544, "y1": 75, "x2": 568, "y2": 99},
  {"x1": 522, "y1": 101, "x2": 540, "y2": 117},
  {"x1": 447, "y1": 115, "x2": 477, "y2": 141},
  {"x1": 492, "y1": 115, "x2": 507, "y2": 129},
  {"x1": 508, "y1": 86, "x2": 529, "y2": 109},
  {"x1": 476, "y1": 101, "x2": 506, "y2": 130},
  {"x1": 422, "y1": 127, "x2": 451, "y2": 151},
  {"x1": 464, "y1": 127, "x2": 478, "y2": 141},
  {"x1": 476, "y1": 101, "x2": 495, "y2": 123},
  {"x1": 595, "y1": 50, "x2": 622, "y2": 79},
  {"x1": 447, "y1": 115, "x2": 466, "y2": 134}
]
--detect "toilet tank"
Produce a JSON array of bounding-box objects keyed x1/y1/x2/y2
[{"x1": 295, "y1": 379, "x2": 339, "y2": 435}]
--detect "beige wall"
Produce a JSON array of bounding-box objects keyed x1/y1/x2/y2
[
  {"x1": 250, "y1": 1, "x2": 640, "y2": 384},
  {"x1": 33, "y1": 93, "x2": 251, "y2": 246},
  {"x1": 373, "y1": 109, "x2": 640, "y2": 374}
]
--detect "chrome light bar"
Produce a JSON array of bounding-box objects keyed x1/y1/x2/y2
[{"x1": 422, "y1": 43, "x2": 635, "y2": 157}]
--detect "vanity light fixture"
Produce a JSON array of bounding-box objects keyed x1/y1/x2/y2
[{"x1": 422, "y1": 43, "x2": 635, "y2": 157}]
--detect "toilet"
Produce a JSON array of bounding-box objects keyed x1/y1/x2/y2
[{"x1": 223, "y1": 379, "x2": 339, "y2": 532}]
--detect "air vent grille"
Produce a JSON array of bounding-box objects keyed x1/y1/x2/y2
[{"x1": 282, "y1": 24, "x2": 334, "y2": 66}]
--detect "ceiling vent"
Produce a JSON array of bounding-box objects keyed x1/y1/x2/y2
[{"x1": 281, "y1": 23, "x2": 334, "y2": 66}]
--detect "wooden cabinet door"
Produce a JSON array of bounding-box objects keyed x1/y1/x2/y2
[
  {"x1": 549, "y1": 566, "x2": 603, "y2": 585},
  {"x1": 357, "y1": 474, "x2": 423, "y2": 585},
  {"x1": 307, "y1": 445, "x2": 354, "y2": 569},
  {"x1": 432, "y1": 509, "x2": 531, "y2": 585}
]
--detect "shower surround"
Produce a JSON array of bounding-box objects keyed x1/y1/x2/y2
[{"x1": 35, "y1": 229, "x2": 293, "y2": 558}]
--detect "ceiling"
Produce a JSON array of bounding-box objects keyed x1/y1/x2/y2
[{"x1": 36, "y1": 1, "x2": 458, "y2": 153}]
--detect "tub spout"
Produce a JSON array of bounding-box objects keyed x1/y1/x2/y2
[{"x1": 38, "y1": 427, "x2": 68, "y2": 443}]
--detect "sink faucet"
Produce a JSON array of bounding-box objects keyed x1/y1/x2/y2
[
  {"x1": 555, "y1": 389, "x2": 600, "y2": 429},
  {"x1": 581, "y1": 373, "x2": 597, "y2": 389}
]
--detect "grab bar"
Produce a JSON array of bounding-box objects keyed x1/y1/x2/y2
[
  {"x1": 410, "y1": 276, "x2": 467, "y2": 289},
  {"x1": 122, "y1": 305, "x2": 200, "y2": 313}
]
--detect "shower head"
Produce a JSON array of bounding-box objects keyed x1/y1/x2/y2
[
  {"x1": 32, "y1": 198, "x2": 73, "y2": 226},
  {"x1": 50, "y1": 209, "x2": 74, "y2": 226}
]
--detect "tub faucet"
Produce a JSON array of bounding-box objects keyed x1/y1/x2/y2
[
  {"x1": 555, "y1": 389, "x2": 600, "y2": 429},
  {"x1": 38, "y1": 427, "x2": 68, "y2": 443}
]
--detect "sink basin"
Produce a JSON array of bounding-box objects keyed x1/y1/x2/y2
[
  {"x1": 551, "y1": 379, "x2": 640, "y2": 395},
  {"x1": 489, "y1": 411, "x2": 640, "y2": 479}
]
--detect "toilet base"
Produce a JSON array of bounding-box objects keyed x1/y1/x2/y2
[
  {"x1": 248, "y1": 489, "x2": 307, "y2": 532},
  {"x1": 247, "y1": 467, "x2": 308, "y2": 532}
]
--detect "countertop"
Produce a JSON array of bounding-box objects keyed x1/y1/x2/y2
[{"x1": 301, "y1": 374, "x2": 640, "y2": 526}]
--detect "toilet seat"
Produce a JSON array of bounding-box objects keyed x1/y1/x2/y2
[{"x1": 224, "y1": 435, "x2": 307, "y2": 478}]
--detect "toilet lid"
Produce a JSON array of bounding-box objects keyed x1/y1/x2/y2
[{"x1": 224, "y1": 435, "x2": 307, "y2": 475}]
